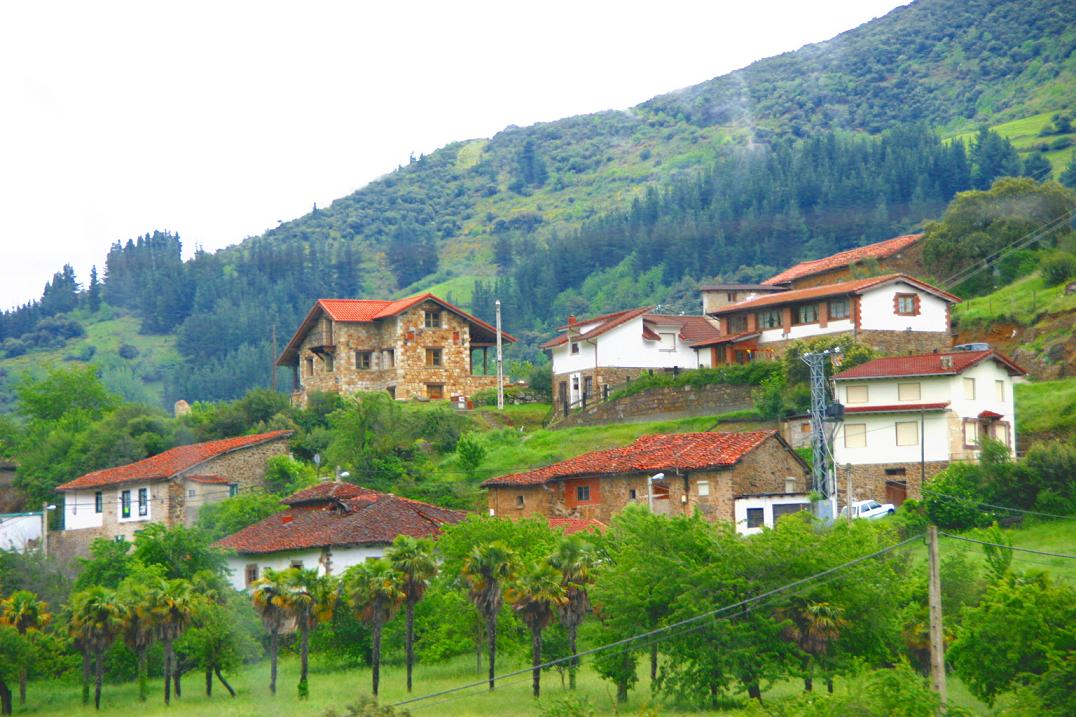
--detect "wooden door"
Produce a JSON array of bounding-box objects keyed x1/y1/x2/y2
[{"x1": 885, "y1": 480, "x2": 907, "y2": 506}]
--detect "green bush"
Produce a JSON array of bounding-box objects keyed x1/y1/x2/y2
[
  {"x1": 606, "y1": 362, "x2": 780, "y2": 403},
  {"x1": 1040, "y1": 251, "x2": 1076, "y2": 286}
]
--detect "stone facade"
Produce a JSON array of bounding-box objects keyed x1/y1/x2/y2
[
  {"x1": 553, "y1": 382, "x2": 754, "y2": 428},
  {"x1": 751, "y1": 328, "x2": 952, "y2": 361},
  {"x1": 781, "y1": 242, "x2": 926, "y2": 290},
  {"x1": 488, "y1": 435, "x2": 808, "y2": 527},
  {"x1": 292, "y1": 299, "x2": 502, "y2": 405},
  {"x1": 835, "y1": 461, "x2": 948, "y2": 508}
]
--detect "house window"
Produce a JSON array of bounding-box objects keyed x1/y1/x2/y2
[
  {"x1": 138, "y1": 488, "x2": 148, "y2": 516},
  {"x1": 229, "y1": 484, "x2": 239, "y2": 497},
  {"x1": 121, "y1": 490, "x2": 131, "y2": 519},
  {"x1": 383, "y1": 349, "x2": 395, "y2": 368},
  {"x1": 324, "y1": 354, "x2": 334, "y2": 372},
  {"x1": 94, "y1": 491, "x2": 103, "y2": 514},
  {"x1": 245, "y1": 564, "x2": 259, "y2": 587},
  {"x1": 993, "y1": 422, "x2": 1010, "y2": 447},
  {"x1": 424, "y1": 310, "x2": 442, "y2": 328},
  {"x1": 785, "y1": 477, "x2": 797, "y2": 493},
  {"x1": 885, "y1": 467, "x2": 907, "y2": 476},
  {"x1": 828, "y1": 299, "x2": 850, "y2": 320},
  {"x1": 995, "y1": 380, "x2": 1005, "y2": 402},
  {"x1": 746, "y1": 508, "x2": 764, "y2": 529},
  {"x1": 305, "y1": 357, "x2": 314, "y2": 376},
  {"x1": 844, "y1": 423, "x2": 867, "y2": 448},
  {"x1": 355, "y1": 351, "x2": 373, "y2": 370},
  {"x1": 515, "y1": 495, "x2": 525, "y2": 509},
  {"x1": 800, "y1": 422, "x2": 811, "y2": 434},
  {"x1": 794, "y1": 304, "x2": 819, "y2": 325},
  {"x1": 895, "y1": 293, "x2": 919, "y2": 316},
  {"x1": 426, "y1": 384, "x2": 445, "y2": 400},
  {"x1": 773, "y1": 503, "x2": 806, "y2": 523},
  {"x1": 570, "y1": 341, "x2": 580, "y2": 355},
  {"x1": 387, "y1": 386, "x2": 396, "y2": 399},
  {"x1": 728, "y1": 315, "x2": 748, "y2": 333},
  {"x1": 426, "y1": 348, "x2": 443, "y2": 367},
  {"x1": 898, "y1": 383, "x2": 921, "y2": 401},
  {"x1": 697, "y1": 480, "x2": 710, "y2": 497},
  {"x1": 628, "y1": 489, "x2": 637, "y2": 500},
  {"x1": 576, "y1": 485, "x2": 591, "y2": 502},
  {"x1": 846, "y1": 385, "x2": 869, "y2": 404},
  {"x1": 895, "y1": 421, "x2": 919, "y2": 447},
  {"x1": 658, "y1": 332, "x2": 677, "y2": 351},
  {"x1": 187, "y1": 488, "x2": 197, "y2": 498},
  {"x1": 290, "y1": 560, "x2": 304, "y2": 569},
  {"x1": 963, "y1": 419, "x2": 979, "y2": 448},
  {"x1": 757, "y1": 310, "x2": 781, "y2": 329},
  {"x1": 963, "y1": 377, "x2": 976, "y2": 400}
]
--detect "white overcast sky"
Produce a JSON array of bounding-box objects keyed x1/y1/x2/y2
[{"x1": 0, "y1": 0, "x2": 907, "y2": 310}]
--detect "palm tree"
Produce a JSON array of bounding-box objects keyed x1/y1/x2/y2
[
  {"x1": 550, "y1": 536, "x2": 595, "y2": 689},
  {"x1": 344, "y1": 559, "x2": 404, "y2": 697},
  {"x1": 780, "y1": 600, "x2": 847, "y2": 692},
  {"x1": 286, "y1": 568, "x2": 338, "y2": 699},
  {"x1": 0, "y1": 589, "x2": 50, "y2": 705},
  {"x1": 507, "y1": 562, "x2": 566, "y2": 698},
  {"x1": 461, "y1": 541, "x2": 518, "y2": 691},
  {"x1": 386, "y1": 535, "x2": 437, "y2": 693},
  {"x1": 67, "y1": 586, "x2": 122, "y2": 710},
  {"x1": 147, "y1": 578, "x2": 198, "y2": 705},
  {"x1": 115, "y1": 579, "x2": 156, "y2": 702},
  {"x1": 251, "y1": 568, "x2": 295, "y2": 696}
]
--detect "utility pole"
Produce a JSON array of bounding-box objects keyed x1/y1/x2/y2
[
  {"x1": 40, "y1": 502, "x2": 48, "y2": 558},
  {"x1": 801, "y1": 350, "x2": 839, "y2": 521},
  {"x1": 495, "y1": 299, "x2": 504, "y2": 410},
  {"x1": 845, "y1": 463, "x2": 853, "y2": 519},
  {"x1": 927, "y1": 525, "x2": 947, "y2": 708}
]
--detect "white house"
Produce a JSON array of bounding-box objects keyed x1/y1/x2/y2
[
  {"x1": 0, "y1": 511, "x2": 43, "y2": 553},
  {"x1": 831, "y1": 349, "x2": 1026, "y2": 507},
  {"x1": 542, "y1": 307, "x2": 723, "y2": 416},
  {"x1": 214, "y1": 482, "x2": 466, "y2": 591},
  {"x1": 700, "y1": 274, "x2": 959, "y2": 365}
]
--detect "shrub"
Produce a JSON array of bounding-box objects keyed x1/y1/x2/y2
[
  {"x1": 118, "y1": 343, "x2": 140, "y2": 359},
  {"x1": 1040, "y1": 251, "x2": 1076, "y2": 286},
  {"x1": 922, "y1": 463, "x2": 996, "y2": 530}
]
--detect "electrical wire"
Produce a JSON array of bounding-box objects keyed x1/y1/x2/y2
[
  {"x1": 938, "y1": 532, "x2": 1076, "y2": 559},
  {"x1": 393, "y1": 532, "x2": 924, "y2": 708},
  {"x1": 920, "y1": 489, "x2": 1076, "y2": 520}
]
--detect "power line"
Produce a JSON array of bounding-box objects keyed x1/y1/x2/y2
[
  {"x1": 921, "y1": 488, "x2": 1076, "y2": 520},
  {"x1": 939, "y1": 532, "x2": 1076, "y2": 559},
  {"x1": 393, "y1": 532, "x2": 924, "y2": 708}
]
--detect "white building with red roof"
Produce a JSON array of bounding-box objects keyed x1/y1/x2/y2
[
  {"x1": 276, "y1": 293, "x2": 515, "y2": 405},
  {"x1": 701, "y1": 273, "x2": 959, "y2": 364},
  {"x1": 214, "y1": 482, "x2": 465, "y2": 590},
  {"x1": 831, "y1": 349, "x2": 1026, "y2": 507},
  {"x1": 541, "y1": 307, "x2": 723, "y2": 415},
  {"x1": 55, "y1": 430, "x2": 293, "y2": 545},
  {"x1": 482, "y1": 430, "x2": 809, "y2": 535}
]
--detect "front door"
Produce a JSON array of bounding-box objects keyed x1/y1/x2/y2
[{"x1": 885, "y1": 480, "x2": 907, "y2": 507}]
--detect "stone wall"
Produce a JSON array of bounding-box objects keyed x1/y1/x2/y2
[
  {"x1": 553, "y1": 381, "x2": 754, "y2": 428},
  {"x1": 488, "y1": 485, "x2": 551, "y2": 519},
  {"x1": 171, "y1": 437, "x2": 290, "y2": 525},
  {"x1": 48, "y1": 527, "x2": 104, "y2": 565},
  {"x1": 756, "y1": 329, "x2": 951, "y2": 359},
  {"x1": 835, "y1": 460, "x2": 948, "y2": 508}
]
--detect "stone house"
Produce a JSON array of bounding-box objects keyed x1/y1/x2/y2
[
  {"x1": 541, "y1": 307, "x2": 723, "y2": 416},
  {"x1": 482, "y1": 431, "x2": 810, "y2": 535},
  {"x1": 831, "y1": 349, "x2": 1026, "y2": 507},
  {"x1": 56, "y1": 430, "x2": 292, "y2": 544},
  {"x1": 699, "y1": 273, "x2": 959, "y2": 364},
  {"x1": 762, "y1": 233, "x2": 926, "y2": 290},
  {"x1": 277, "y1": 293, "x2": 515, "y2": 405},
  {"x1": 214, "y1": 481, "x2": 466, "y2": 590}
]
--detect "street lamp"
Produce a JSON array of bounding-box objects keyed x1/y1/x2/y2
[{"x1": 648, "y1": 472, "x2": 666, "y2": 512}]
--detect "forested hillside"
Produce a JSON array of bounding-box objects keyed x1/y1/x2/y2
[{"x1": 0, "y1": 0, "x2": 1073, "y2": 405}]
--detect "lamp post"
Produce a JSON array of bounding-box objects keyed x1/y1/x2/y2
[{"x1": 648, "y1": 472, "x2": 666, "y2": 513}]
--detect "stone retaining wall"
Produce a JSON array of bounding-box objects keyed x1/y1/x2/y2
[{"x1": 553, "y1": 382, "x2": 754, "y2": 429}]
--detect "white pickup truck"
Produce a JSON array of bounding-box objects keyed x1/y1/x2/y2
[{"x1": 840, "y1": 499, "x2": 896, "y2": 520}]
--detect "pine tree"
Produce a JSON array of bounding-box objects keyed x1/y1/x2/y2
[{"x1": 87, "y1": 266, "x2": 101, "y2": 313}]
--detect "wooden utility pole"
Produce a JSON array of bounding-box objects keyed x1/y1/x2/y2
[
  {"x1": 927, "y1": 525, "x2": 947, "y2": 709},
  {"x1": 845, "y1": 463, "x2": 853, "y2": 519}
]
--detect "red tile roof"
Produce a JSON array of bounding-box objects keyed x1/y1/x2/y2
[
  {"x1": 843, "y1": 402, "x2": 950, "y2": 414},
  {"x1": 763, "y1": 234, "x2": 923, "y2": 286},
  {"x1": 214, "y1": 486, "x2": 466, "y2": 554},
  {"x1": 707, "y1": 274, "x2": 959, "y2": 316},
  {"x1": 282, "y1": 481, "x2": 380, "y2": 505},
  {"x1": 56, "y1": 431, "x2": 293, "y2": 491},
  {"x1": 482, "y1": 431, "x2": 782, "y2": 487},
  {"x1": 541, "y1": 307, "x2": 653, "y2": 349},
  {"x1": 542, "y1": 309, "x2": 722, "y2": 349},
  {"x1": 645, "y1": 315, "x2": 723, "y2": 344},
  {"x1": 547, "y1": 517, "x2": 607, "y2": 535},
  {"x1": 278, "y1": 293, "x2": 515, "y2": 365},
  {"x1": 690, "y1": 331, "x2": 760, "y2": 348},
  {"x1": 834, "y1": 350, "x2": 1025, "y2": 380}
]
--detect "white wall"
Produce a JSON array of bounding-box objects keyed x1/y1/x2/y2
[
  {"x1": 758, "y1": 318, "x2": 853, "y2": 344},
  {"x1": 858, "y1": 283, "x2": 950, "y2": 332},
  {"x1": 114, "y1": 482, "x2": 155, "y2": 525},
  {"x1": 551, "y1": 317, "x2": 705, "y2": 375},
  {"x1": 834, "y1": 411, "x2": 950, "y2": 465},
  {"x1": 733, "y1": 495, "x2": 811, "y2": 535},
  {"x1": 64, "y1": 490, "x2": 104, "y2": 530},
  {"x1": 225, "y1": 544, "x2": 385, "y2": 591},
  {"x1": 0, "y1": 513, "x2": 42, "y2": 552}
]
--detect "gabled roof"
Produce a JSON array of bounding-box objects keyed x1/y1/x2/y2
[
  {"x1": 277, "y1": 293, "x2": 516, "y2": 365},
  {"x1": 707, "y1": 274, "x2": 959, "y2": 316},
  {"x1": 763, "y1": 233, "x2": 924, "y2": 286},
  {"x1": 541, "y1": 308, "x2": 722, "y2": 349},
  {"x1": 690, "y1": 331, "x2": 760, "y2": 348},
  {"x1": 541, "y1": 307, "x2": 653, "y2": 349},
  {"x1": 214, "y1": 484, "x2": 465, "y2": 554},
  {"x1": 833, "y1": 350, "x2": 1026, "y2": 381},
  {"x1": 482, "y1": 431, "x2": 795, "y2": 487},
  {"x1": 56, "y1": 431, "x2": 293, "y2": 491}
]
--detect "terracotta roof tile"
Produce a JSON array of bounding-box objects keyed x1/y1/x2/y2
[
  {"x1": 282, "y1": 481, "x2": 380, "y2": 505},
  {"x1": 834, "y1": 350, "x2": 1025, "y2": 380},
  {"x1": 690, "y1": 331, "x2": 760, "y2": 348},
  {"x1": 707, "y1": 274, "x2": 959, "y2": 315},
  {"x1": 214, "y1": 487, "x2": 466, "y2": 554},
  {"x1": 541, "y1": 307, "x2": 653, "y2": 349},
  {"x1": 56, "y1": 430, "x2": 293, "y2": 491},
  {"x1": 547, "y1": 517, "x2": 607, "y2": 535},
  {"x1": 764, "y1": 234, "x2": 923, "y2": 285},
  {"x1": 644, "y1": 315, "x2": 723, "y2": 344},
  {"x1": 482, "y1": 431, "x2": 777, "y2": 487}
]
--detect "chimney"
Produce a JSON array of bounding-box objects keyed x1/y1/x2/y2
[
  {"x1": 940, "y1": 355, "x2": 953, "y2": 369},
  {"x1": 568, "y1": 315, "x2": 577, "y2": 326},
  {"x1": 281, "y1": 514, "x2": 294, "y2": 525}
]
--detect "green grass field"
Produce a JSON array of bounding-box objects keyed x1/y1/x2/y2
[
  {"x1": 1015, "y1": 378, "x2": 1076, "y2": 439},
  {"x1": 953, "y1": 272, "x2": 1076, "y2": 329},
  {"x1": 948, "y1": 110, "x2": 1076, "y2": 174}
]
